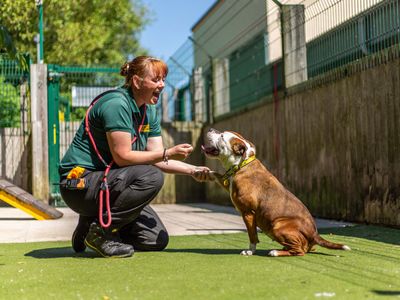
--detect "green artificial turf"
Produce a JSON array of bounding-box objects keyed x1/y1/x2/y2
[{"x1": 1, "y1": 225, "x2": 400, "y2": 300}]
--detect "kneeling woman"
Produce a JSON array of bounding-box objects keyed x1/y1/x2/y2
[{"x1": 59, "y1": 56, "x2": 211, "y2": 258}]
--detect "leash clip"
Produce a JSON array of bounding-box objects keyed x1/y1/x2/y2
[{"x1": 100, "y1": 181, "x2": 108, "y2": 191}]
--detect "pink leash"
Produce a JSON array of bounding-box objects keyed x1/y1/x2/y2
[{"x1": 85, "y1": 91, "x2": 146, "y2": 228}]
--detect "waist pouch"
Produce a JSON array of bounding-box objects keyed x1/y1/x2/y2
[
  {"x1": 61, "y1": 178, "x2": 88, "y2": 190},
  {"x1": 60, "y1": 166, "x2": 90, "y2": 190}
]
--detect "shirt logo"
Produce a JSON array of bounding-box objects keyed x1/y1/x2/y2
[{"x1": 141, "y1": 124, "x2": 150, "y2": 132}]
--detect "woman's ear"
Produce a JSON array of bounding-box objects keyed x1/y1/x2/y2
[{"x1": 132, "y1": 75, "x2": 142, "y2": 89}]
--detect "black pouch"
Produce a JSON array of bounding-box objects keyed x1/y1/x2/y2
[{"x1": 61, "y1": 178, "x2": 89, "y2": 190}]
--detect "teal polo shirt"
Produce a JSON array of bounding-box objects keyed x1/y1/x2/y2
[{"x1": 59, "y1": 86, "x2": 161, "y2": 177}]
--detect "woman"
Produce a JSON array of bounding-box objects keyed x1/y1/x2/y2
[{"x1": 59, "y1": 56, "x2": 212, "y2": 258}]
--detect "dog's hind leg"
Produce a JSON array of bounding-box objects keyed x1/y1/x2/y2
[
  {"x1": 267, "y1": 222, "x2": 308, "y2": 257},
  {"x1": 267, "y1": 238, "x2": 307, "y2": 256},
  {"x1": 267, "y1": 249, "x2": 305, "y2": 257},
  {"x1": 240, "y1": 212, "x2": 259, "y2": 256}
]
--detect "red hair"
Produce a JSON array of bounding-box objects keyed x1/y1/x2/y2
[{"x1": 120, "y1": 56, "x2": 168, "y2": 87}]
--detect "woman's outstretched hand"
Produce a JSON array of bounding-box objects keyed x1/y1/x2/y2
[
  {"x1": 191, "y1": 166, "x2": 214, "y2": 182},
  {"x1": 167, "y1": 144, "x2": 193, "y2": 161}
]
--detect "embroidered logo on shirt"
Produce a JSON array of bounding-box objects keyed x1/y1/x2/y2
[{"x1": 141, "y1": 124, "x2": 150, "y2": 132}]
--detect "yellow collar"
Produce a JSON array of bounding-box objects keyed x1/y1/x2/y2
[{"x1": 222, "y1": 156, "x2": 256, "y2": 186}]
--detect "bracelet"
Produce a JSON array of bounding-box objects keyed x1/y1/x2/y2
[{"x1": 163, "y1": 148, "x2": 168, "y2": 164}]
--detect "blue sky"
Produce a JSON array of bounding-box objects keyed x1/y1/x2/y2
[{"x1": 139, "y1": 0, "x2": 216, "y2": 60}]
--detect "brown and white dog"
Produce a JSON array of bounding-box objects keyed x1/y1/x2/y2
[{"x1": 202, "y1": 128, "x2": 350, "y2": 257}]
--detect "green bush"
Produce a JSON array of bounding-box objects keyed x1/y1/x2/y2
[{"x1": 0, "y1": 75, "x2": 20, "y2": 128}]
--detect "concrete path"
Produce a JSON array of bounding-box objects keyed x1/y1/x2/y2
[{"x1": 0, "y1": 203, "x2": 353, "y2": 243}]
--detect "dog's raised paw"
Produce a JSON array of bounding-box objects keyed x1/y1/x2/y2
[
  {"x1": 240, "y1": 250, "x2": 254, "y2": 256},
  {"x1": 267, "y1": 250, "x2": 279, "y2": 257}
]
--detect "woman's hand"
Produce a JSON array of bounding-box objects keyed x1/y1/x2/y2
[
  {"x1": 167, "y1": 144, "x2": 193, "y2": 161},
  {"x1": 191, "y1": 166, "x2": 214, "y2": 182}
]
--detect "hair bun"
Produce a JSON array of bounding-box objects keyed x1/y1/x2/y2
[{"x1": 120, "y1": 63, "x2": 130, "y2": 77}]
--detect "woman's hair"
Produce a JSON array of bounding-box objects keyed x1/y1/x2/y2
[{"x1": 120, "y1": 56, "x2": 168, "y2": 87}]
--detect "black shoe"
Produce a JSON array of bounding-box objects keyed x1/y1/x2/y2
[
  {"x1": 72, "y1": 216, "x2": 94, "y2": 253},
  {"x1": 84, "y1": 222, "x2": 134, "y2": 258}
]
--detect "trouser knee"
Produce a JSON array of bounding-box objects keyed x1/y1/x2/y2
[
  {"x1": 134, "y1": 230, "x2": 169, "y2": 251},
  {"x1": 144, "y1": 166, "x2": 164, "y2": 194}
]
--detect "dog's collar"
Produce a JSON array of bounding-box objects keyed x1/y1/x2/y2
[{"x1": 222, "y1": 156, "x2": 256, "y2": 187}]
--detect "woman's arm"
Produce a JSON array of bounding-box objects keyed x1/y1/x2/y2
[
  {"x1": 147, "y1": 136, "x2": 213, "y2": 181},
  {"x1": 106, "y1": 131, "x2": 192, "y2": 166}
]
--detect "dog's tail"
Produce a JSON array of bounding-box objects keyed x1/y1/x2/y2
[{"x1": 313, "y1": 234, "x2": 351, "y2": 251}]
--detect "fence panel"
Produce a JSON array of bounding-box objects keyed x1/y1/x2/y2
[
  {"x1": 0, "y1": 55, "x2": 30, "y2": 199},
  {"x1": 179, "y1": 0, "x2": 400, "y2": 121},
  {"x1": 47, "y1": 65, "x2": 121, "y2": 204}
]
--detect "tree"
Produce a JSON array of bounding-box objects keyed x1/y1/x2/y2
[
  {"x1": 0, "y1": 0, "x2": 150, "y2": 66},
  {"x1": 0, "y1": 25, "x2": 28, "y2": 70}
]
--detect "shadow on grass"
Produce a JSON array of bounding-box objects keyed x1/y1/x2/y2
[
  {"x1": 164, "y1": 248, "x2": 337, "y2": 257},
  {"x1": 25, "y1": 247, "x2": 98, "y2": 259},
  {"x1": 372, "y1": 290, "x2": 400, "y2": 296},
  {"x1": 318, "y1": 225, "x2": 400, "y2": 246},
  {"x1": 164, "y1": 248, "x2": 241, "y2": 255}
]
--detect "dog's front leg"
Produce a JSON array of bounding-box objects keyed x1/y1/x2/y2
[
  {"x1": 210, "y1": 172, "x2": 230, "y2": 192},
  {"x1": 240, "y1": 212, "x2": 259, "y2": 256}
]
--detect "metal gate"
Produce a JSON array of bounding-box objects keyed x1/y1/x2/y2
[
  {"x1": 47, "y1": 65, "x2": 121, "y2": 205},
  {"x1": 0, "y1": 54, "x2": 31, "y2": 194}
]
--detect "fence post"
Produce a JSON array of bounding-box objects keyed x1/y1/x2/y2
[
  {"x1": 30, "y1": 64, "x2": 49, "y2": 202},
  {"x1": 282, "y1": 5, "x2": 308, "y2": 88},
  {"x1": 47, "y1": 67, "x2": 61, "y2": 200}
]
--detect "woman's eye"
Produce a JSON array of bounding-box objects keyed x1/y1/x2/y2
[{"x1": 152, "y1": 77, "x2": 165, "y2": 83}]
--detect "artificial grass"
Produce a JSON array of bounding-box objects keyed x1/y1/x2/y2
[{"x1": 0, "y1": 225, "x2": 400, "y2": 300}]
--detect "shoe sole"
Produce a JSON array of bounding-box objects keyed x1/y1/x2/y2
[{"x1": 84, "y1": 240, "x2": 134, "y2": 258}]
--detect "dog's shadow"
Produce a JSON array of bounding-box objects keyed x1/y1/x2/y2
[
  {"x1": 25, "y1": 247, "x2": 98, "y2": 259},
  {"x1": 318, "y1": 225, "x2": 400, "y2": 246},
  {"x1": 164, "y1": 248, "x2": 241, "y2": 255},
  {"x1": 164, "y1": 248, "x2": 336, "y2": 257},
  {"x1": 24, "y1": 246, "x2": 337, "y2": 259}
]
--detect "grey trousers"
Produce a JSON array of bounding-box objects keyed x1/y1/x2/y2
[{"x1": 60, "y1": 165, "x2": 169, "y2": 251}]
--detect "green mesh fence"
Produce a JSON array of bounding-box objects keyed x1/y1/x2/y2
[
  {"x1": 182, "y1": 0, "x2": 400, "y2": 122},
  {"x1": 47, "y1": 65, "x2": 122, "y2": 205},
  {"x1": 307, "y1": 0, "x2": 400, "y2": 78},
  {"x1": 0, "y1": 54, "x2": 30, "y2": 194},
  {"x1": 0, "y1": 55, "x2": 29, "y2": 128},
  {"x1": 229, "y1": 33, "x2": 283, "y2": 112}
]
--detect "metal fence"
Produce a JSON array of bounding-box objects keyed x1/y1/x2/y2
[
  {"x1": 0, "y1": 54, "x2": 30, "y2": 194},
  {"x1": 160, "y1": 40, "x2": 195, "y2": 123},
  {"x1": 166, "y1": 0, "x2": 400, "y2": 123},
  {"x1": 46, "y1": 65, "x2": 122, "y2": 203}
]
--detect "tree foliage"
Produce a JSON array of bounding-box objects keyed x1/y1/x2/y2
[
  {"x1": 0, "y1": 25, "x2": 28, "y2": 70},
  {"x1": 0, "y1": 75, "x2": 20, "y2": 128},
  {"x1": 0, "y1": 0, "x2": 150, "y2": 66}
]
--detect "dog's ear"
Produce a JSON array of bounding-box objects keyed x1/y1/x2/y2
[{"x1": 231, "y1": 138, "x2": 247, "y2": 156}]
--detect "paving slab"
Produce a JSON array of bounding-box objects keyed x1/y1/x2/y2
[{"x1": 0, "y1": 203, "x2": 353, "y2": 243}]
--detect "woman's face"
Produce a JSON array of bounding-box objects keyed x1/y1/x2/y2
[{"x1": 134, "y1": 67, "x2": 166, "y2": 106}]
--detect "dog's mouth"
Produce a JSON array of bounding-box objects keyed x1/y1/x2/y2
[{"x1": 201, "y1": 145, "x2": 220, "y2": 156}]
